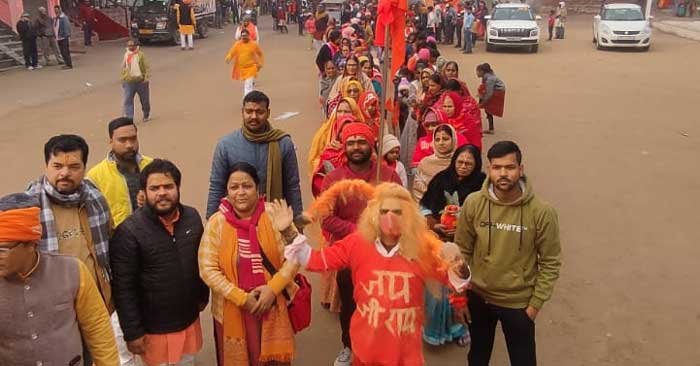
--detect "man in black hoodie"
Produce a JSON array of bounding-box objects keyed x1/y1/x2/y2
[{"x1": 16, "y1": 13, "x2": 39, "y2": 70}]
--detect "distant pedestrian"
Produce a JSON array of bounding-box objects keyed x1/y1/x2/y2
[
  {"x1": 78, "y1": 0, "x2": 97, "y2": 46},
  {"x1": 225, "y1": 28, "x2": 264, "y2": 97},
  {"x1": 120, "y1": 39, "x2": 151, "y2": 122},
  {"x1": 462, "y1": 7, "x2": 475, "y2": 54},
  {"x1": 16, "y1": 12, "x2": 39, "y2": 70},
  {"x1": 548, "y1": 9, "x2": 555, "y2": 41},
  {"x1": 53, "y1": 5, "x2": 73, "y2": 69},
  {"x1": 476, "y1": 63, "x2": 505, "y2": 134},
  {"x1": 176, "y1": 0, "x2": 197, "y2": 50},
  {"x1": 34, "y1": 7, "x2": 63, "y2": 66},
  {"x1": 235, "y1": 16, "x2": 260, "y2": 43}
]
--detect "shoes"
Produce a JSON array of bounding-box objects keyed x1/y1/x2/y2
[
  {"x1": 181, "y1": 47, "x2": 186, "y2": 51},
  {"x1": 27, "y1": 66, "x2": 34, "y2": 70},
  {"x1": 61, "y1": 65, "x2": 73, "y2": 70},
  {"x1": 482, "y1": 129, "x2": 494, "y2": 135},
  {"x1": 35, "y1": 65, "x2": 43, "y2": 69},
  {"x1": 462, "y1": 51, "x2": 472, "y2": 54},
  {"x1": 333, "y1": 347, "x2": 352, "y2": 366},
  {"x1": 143, "y1": 115, "x2": 151, "y2": 122},
  {"x1": 188, "y1": 47, "x2": 194, "y2": 50}
]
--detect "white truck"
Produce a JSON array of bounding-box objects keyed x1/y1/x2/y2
[
  {"x1": 485, "y1": 3, "x2": 541, "y2": 53},
  {"x1": 131, "y1": 0, "x2": 215, "y2": 45}
]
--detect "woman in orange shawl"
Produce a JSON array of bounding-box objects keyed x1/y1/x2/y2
[
  {"x1": 308, "y1": 97, "x2": 365, "y2": 185},
  {"x1": 199, "y1": 162, "x2": 299, "y2": 366},
  {"x1": 326, "y1": 77, "x2": 364, "y2": 117}
]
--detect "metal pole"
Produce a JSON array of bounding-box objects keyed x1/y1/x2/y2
[
  {"x1": 376, "y1": 23, "x2": 390, "y2": 183},
  {"x1": 645, "y1": 0, "x2": 652, "y2": 20}
]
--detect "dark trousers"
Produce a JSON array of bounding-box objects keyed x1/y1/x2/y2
[
  {"x1": 22, "y1": 39, "x2": 38, "y2": 67},
  {"x1": 455, "y1": 23, "x2": 463, "y2": 46},
  {"x1": 83, "y1": 23, "x2": 93, "y2": 46},
  {"x1": 444, "y1": 24, "x2": 454, "y2": 44},
  {"x1": 472, "y1": 32, "x2": 478, "y2": 46},
  {"x1": 337, "y1": 268, "x2": 356, "y2": 348},
  {"x1": 298, "y1": 14, "x2": 303, "y2": 35},
  {"x1": 548, "y1": 25, "x2": 553, "y2": 40},
  {"x1": 467, "y1": 291, "x2": 536, "y2": 366},
  {"x1": 57, "y1": 38, "x2": 72, "y2": 67},
  {"x1": 436, "y1": 24, "x2": 443, "y2": 42}
]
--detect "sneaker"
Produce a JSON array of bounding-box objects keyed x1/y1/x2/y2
[
  {"x1": 181, "y1": 47, "x2": 186, "y2": 51},
  {"x1": 34, "y1": 65, "x2": 43, "y2": 69},
  {"x1": 27, "y1": 66, "x2": 34, "y2": 70},
  {"x1": 61, "y1": 65, "x2": 73, "y2": 70},
  {"x1": 143, "y1": 115, "x2": 151, "y2": 122},
  {"x1": 333, "y1": 347, "x2": 352, "y2": 366}
]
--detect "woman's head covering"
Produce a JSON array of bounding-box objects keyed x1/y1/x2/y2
[
  {"x1": 342, "y1": 79, "x2": 364, "y2": 98},
  {"x1": 358, "y1": 91, "x2": 379, "y2": 118},
  {"x1": 432, "y1": 123, "x2": 458, "y2": 158},
  {"x1": 382, "y1": 134, "x2": 401, "y2": 156},
  {"x1": 309, "y1": 97, "x2": 365, "y2": 174},
  {"x1": 419, "y1": 144, "x2": 485, "y2": 216},
  {"x1": 441, "y1": 91, "x2": 464, "y2": 118},
  {"x1": 436, "y1": 56, "x2": 447, "y2": 72}
]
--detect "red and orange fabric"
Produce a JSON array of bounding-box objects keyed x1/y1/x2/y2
[
  {"x1": 374, "y1": 0, "x2": 407, "y2": 77},
  {"x1": 478, "y1": 83, "x2": 506, "y2": 118},
  {"x1": 0, "y1": 207, "x2": 41, "y2": 242}
]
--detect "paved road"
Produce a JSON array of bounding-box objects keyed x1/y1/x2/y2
[{"x1": 1, "y1": 15, "x2": 699, "y2": 365}]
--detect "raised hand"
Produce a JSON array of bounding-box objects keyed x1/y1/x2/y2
[{"x1": 266, "y1": 199, "x2": 294, "y2": 232}]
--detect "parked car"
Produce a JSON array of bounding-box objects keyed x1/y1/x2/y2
[
  {"x1": 593, "y1": 3, "x2": 652, "y2": 51},
  {"x1": 485, "y1": 3, "x2": 541, "y2": 53}
]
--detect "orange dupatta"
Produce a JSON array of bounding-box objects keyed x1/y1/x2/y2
[{"x1": 218, "y1": 213, "x2": 295, "y2": 365}]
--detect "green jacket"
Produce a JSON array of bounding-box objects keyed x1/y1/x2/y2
[
  {"x1": 455, "y1": 177, "x2": 561, "y2": 310},
  {"x1": 120, "y1": 51, "x2": 149, "y2": 83}
]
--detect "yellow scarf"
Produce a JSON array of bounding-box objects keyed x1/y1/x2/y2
[{"x1": 219, "y1": 213, "x2": 295, "y2": 365}]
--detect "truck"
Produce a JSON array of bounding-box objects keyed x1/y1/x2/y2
[{"x1": 130, "y1": 0, "x2": 215, "y2": 45}]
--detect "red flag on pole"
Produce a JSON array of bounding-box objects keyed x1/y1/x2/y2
[{"x1": 374, "y1": 0, "x2": 407, "y2": 78}]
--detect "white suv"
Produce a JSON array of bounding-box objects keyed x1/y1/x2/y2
[
  {"x1": 593, "y1": 3, "x2": 652, "y2": 51},
  {"x1": 485, "y1": 3, "x2": 541, "y2": 53}
]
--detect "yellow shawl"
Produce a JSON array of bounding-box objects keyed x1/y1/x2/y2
[{"x1": 219, "y1": 213, "x2": 295, "y2": 365}]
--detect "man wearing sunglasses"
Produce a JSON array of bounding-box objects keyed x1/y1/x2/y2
[{"x1": 0, "y1": 193, "x2": 118, "y2": 366}]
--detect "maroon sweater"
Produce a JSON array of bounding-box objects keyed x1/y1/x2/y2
[{"x1": 321, "y1": 161, "x2": 402, "y2": 242}]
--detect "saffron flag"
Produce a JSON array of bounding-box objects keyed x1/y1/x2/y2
[{"x1": 374, "y1": 0, "x2": 407, "y2": 78}]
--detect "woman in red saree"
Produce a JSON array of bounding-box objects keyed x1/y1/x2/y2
[{"x1": 438, "y1": 90, "x2": 483, "y2": 151}]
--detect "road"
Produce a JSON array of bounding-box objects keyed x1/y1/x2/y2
[{"x1": 1, "y1": 15, "x2": 699, "y2": 365}]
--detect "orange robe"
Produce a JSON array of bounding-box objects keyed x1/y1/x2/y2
[{"x1": 225, "y1": 40, "x2": 264, "y2": 80}]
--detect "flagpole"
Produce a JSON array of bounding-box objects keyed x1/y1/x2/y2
[{"x1": 376, "y1": 24, "x2": 391, "y2": 184}]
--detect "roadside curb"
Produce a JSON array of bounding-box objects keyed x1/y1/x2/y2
[{"x1": 653, "y1": 21, "x2": 700, "y2": 41}]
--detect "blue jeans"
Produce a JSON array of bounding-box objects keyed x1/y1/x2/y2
[
  {"x1": 463, "y1": 30, "x2": 473, "y2": 53},
  {"x1": 122, "y1": 81, "x2": 151, "y2": 119}
]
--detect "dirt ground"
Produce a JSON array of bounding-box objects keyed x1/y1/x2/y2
[{"x1": 1, "y1": 15, "x2": 699, "y2": 365}]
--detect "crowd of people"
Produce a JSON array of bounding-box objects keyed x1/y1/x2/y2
[{"x1": 1, "y1": 1, "x2": 562, "y2": 366}]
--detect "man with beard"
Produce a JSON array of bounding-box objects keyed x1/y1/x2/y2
[
  {"x1": 0, "y1": 192, "x2": 119, "y2": 366},
  {"x1": 454, "y1": 141, "x2": 562, "y2": 366},
  {"x1": 206, "y1": 91, "x2": 303, "y2": 220},
  {"x1": 26, "y1": 134, "x2": 113, "y2": 366},
  {"x1": 319, "y1": 122, "x2": 401, "y2": 366},
  {"x1": 89, "y1": 118, "x2": 153, "y2": 228},
  {"x1": 88, "y1": 118, "x2": 152, "y2": 365},
  {"x1": 110, "y1": 159, "x2": 209, "y2": 366}
]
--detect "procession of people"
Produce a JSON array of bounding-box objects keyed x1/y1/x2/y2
[{"x1": 0, "y1": 1, "x2": 562, "y2": 366}]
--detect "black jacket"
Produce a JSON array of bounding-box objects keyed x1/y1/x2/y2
[
  {"x1": 16, "y1": 19, "x2": 36, "y2": 41},
  {"x1": 110, "y1": 204, "x2": 209, "y2": 341}
]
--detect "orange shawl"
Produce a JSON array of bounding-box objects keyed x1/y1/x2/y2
[{"x1": 219, "y1": 213, "x2": 295, "y2": 365}]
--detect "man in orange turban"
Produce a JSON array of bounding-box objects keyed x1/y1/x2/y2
[{"x1": 0, "y1": 192, "x2": 119, "y2": 366}]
